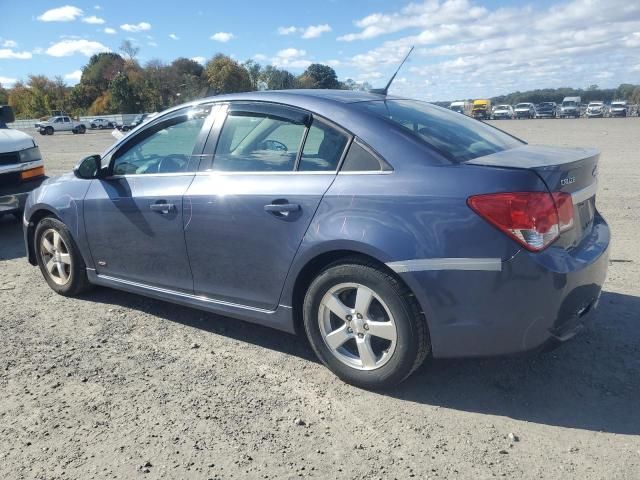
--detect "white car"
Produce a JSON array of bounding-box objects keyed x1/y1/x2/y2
[
  {"x1": 0, "y1": 106, "x2": 47, "y2": 217},
  {"x1": 492, "y1": 105, "x2": 514, "y2": 119},
  {"x1": 514, "y1": 103, "x2": 536, "y2": 119},
  {"x1": 35, "y1": 116, "x2": 87, "y2": 135},
  {"x1": 586, "y1": 102, "x2": 605, "y2": 118},
  {"x1": 90, "y1": 118, "x2": 115, "y2": 129},
  {"x1": 609, "y1": 101, "x2": 628, "y2": 117}
]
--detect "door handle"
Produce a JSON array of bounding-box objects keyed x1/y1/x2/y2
[
  {"x1": 150, "y1": 202, "x2": 175, "y2": 214},
  {"x1": 264, "y1": 202, "x2": 300, "y2": 216}
]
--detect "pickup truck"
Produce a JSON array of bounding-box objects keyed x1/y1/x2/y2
[
  {"x1": 0, "y1": 106, "x2": 47, "y2": 218},
  {"x1": 35, "y1": 116, "x2": 87, "y2": 135}
]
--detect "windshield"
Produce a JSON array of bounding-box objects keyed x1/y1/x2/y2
[
  {"x1": 540, "y1": 103, "x2": 554, "y2": 107},
  {"x1": 588, "y1": 103, "x2": 602, "y2": 107},
  {"x1": 496, "y1": 105, "x2": 510, "y2": 110},
  {"x1": 354, "y1": 99, "x2": 523, "y2": 162},
  {"x1": 563, "y1": 101, "x2": 577, "y2": 107},
  {"x1": 611, "y1": 103, "x2": 625, "y2": 108},
  {"x1": 515, "y1": 104, "x2": 530, "y2": 109}
]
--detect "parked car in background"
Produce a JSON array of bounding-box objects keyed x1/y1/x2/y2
[
  {"x1": 586, "y1": 102, "x2": 606, "y2": 118},
  {"x1": 514, "y1": 103, "x2": 536, "y2": 119},
  {"x1": 0, "y1": 106, "x2": 47, "y2": 218},
  {"x1": 22, "y1": 90, "x2": 610, "y2": 389},
  {"x1": 90, "y1": 118, "x2": 115, "y2": 129},
  {"x1": 35, "y1": 116, "x2": 87, "y2": 135},
  {"x1": 535, "y1": 102, "x2": 558, "y2": 118},
  {"x1": 117, "y1": 113, "x2": 156, "y2": 132},
  {"x1": 492, "y1": 105, "x2": 515, "y2": 119},
  {"x1": 559, "y1": 96, "x2": 581, "y2": 118},
  {"x1": 471, "y1": 99, "x2": 492, "y2": 120},
  {"x1": 449, "y1": 101, "x2": 471, "y2": 115},
  {"x1": 609, "y1": 101, "x2": 628, "y2": 117}
]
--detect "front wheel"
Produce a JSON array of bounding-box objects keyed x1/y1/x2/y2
[
  {"x1": 45, "y1": 126, "x2": 54, "y2": 135},
  {"x1": 303, "y1": 260, "x2": 430, "y2": 389},
  {"x1": 34, "y1": 217, "x2": 91, "y2": 296}
]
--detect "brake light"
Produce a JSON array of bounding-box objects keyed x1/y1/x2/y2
[{"x1": 468, "y1": 191, "x2": 574, "y2": 251}]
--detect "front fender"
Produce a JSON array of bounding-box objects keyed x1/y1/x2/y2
[{"x1": 23, "y1": 175, "x2": 94, "y2": 268}]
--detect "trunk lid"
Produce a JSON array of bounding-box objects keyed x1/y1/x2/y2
[{"x1": 468, "y1": 145, "x2": 600, "y2": 249}]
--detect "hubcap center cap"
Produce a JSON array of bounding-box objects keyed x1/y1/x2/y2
[{"x1": 352, "y1": 315, "x2": 365, "y2": 334}]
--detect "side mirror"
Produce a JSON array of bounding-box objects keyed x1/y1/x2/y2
[
  {"x1": 73, "y1": 154, "x2": 102, "y2": 179},
  {"x1": 0, "y1": 105, "x2": 15, "y2": 124}
]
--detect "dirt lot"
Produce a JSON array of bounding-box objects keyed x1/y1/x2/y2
[{"x1": 1, "y1": 120, "x2": 639, "y2": 479}]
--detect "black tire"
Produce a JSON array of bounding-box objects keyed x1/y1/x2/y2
[
  {"x1": 34, "y1": 217, "x2": 91, "y2": 296},
  {"x1": 78, "y1": 125, "x2": 86, "y2": 134},
  {"x1": 303, "y1": 259, "x2": 430, "y2": 389},
  {"x1": 45, "y1": 126, "x2": 54, "y2": 135}
]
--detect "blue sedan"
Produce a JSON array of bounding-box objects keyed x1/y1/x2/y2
[{"x1": 23, "y1": 90, "x2": 609, "y2": 388}]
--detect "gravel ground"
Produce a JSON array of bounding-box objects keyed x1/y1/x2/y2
[{"x1": 1, "y1": 120, "x2": 639, "y2": 479}]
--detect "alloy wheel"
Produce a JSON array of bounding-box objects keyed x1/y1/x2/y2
[
  {"x1": 40, "y1": 228, "x2": 72, "y2": 286},
  {"x1": 318, "y1": 282, "x2": 397, "y2": 371}
]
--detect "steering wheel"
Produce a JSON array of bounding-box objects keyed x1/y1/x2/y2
[
  {"x1": 157, "y1": 155, "x2": 185, "y2": 173},
  {"x1": 260, "y1": 139, "x2": 288, "y2": 152}
]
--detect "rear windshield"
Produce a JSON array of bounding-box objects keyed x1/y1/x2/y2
[{"x1": 354, "y1": 99, "x2": 523, "y2": 162}]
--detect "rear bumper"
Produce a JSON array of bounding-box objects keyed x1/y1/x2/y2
[
  {"x1": 399, "y1": 214, "x2": 610, "y2": 358},
  {"x1": 0, "y1": 176, "x2": 47, "y2": 214}
]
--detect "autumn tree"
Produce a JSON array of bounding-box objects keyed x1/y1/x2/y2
[{"x1": 205, "y1": 54, "x2": 252, "y2": 94}]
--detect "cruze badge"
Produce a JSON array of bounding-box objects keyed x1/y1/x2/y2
[{"x1": 561, "y1": 176, "x2": 576, "y2": 186}]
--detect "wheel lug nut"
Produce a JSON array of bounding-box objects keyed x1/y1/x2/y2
[
  {"x1": 347, "y1": 327, "x2": 353, "y2": 333},
  {"x1": 356, "y1": 313, "x2": 362, "y2": 319},
  {"x1": 363, "y1": 324, "x2": 369, "y2": 330},
  {"x1": 346, "y1": 315, "x2": 352, "y2": 321},
  {"x1": 357, "y1": 333, "x2": 364, "y2": 338}
]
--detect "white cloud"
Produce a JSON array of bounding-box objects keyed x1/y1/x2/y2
[
  {"x1": 0, "y1": 76, "x2": 17, "y2": 86},
  {"x1": 148, "y1": 41, "x2": 158, "y2": 47},
  {"x1": 277, "y1": 26, "x2": 298, "y2": 35},
  {"x1": 94, "y1": 5, "x2": 102, "y2": 9},
  {"x1": 0, "y1": 49, "x2": 32, "y2": 60},
  {"x1": 64, "y1": 70, "x2": 83, "y2": 83},
  {"x1": 104, "y1": 27, "x2": 116, "y2": 34},
  {"x1": 253, "y1": 53, "x2": 267, "y2": 61},
  {"x1": 2, "y1": 40, "x2": 17, "y2": 48},
  {"x1": 45, "y1": 39, "x2": 110, "y2": 57},
  {"x1": 82, "y1": 15, "x2": 105, "y2": 24},
  {"x1": 278, "y1": 24, "x2": 332, "y2": 39},
  {"x1": 271, "y1": 48, "x2": 311, "y2": 69},
  {"x1": 339, "y1": 0, "x2": 640, "y2": 100},
  {"x1": 169, "y1": 33, "x2": 179, "y2": 40},
  {"x1": 191, "y1": 56, "x2": 205, "y2": 65},
  {"x1": 120, "y1": 22, "x2": 151, "y2": 32},
  {"x1": 301, "y1": 24, "x2": 332, "y2": 39},
  {"x1": 37, "y1": 5, "x2": 84, "y2": 22},
  {"x1": 210, "y1": 32, "x2": 235, "y2": 42}
]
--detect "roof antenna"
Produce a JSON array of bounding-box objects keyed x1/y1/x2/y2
[{"x1": 370, "y1": 46, "x2": 414, "y2": 96}]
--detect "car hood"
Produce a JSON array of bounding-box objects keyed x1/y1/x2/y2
[{"x1": 0, "y1": 128, "x2": 36, "y2": 153}]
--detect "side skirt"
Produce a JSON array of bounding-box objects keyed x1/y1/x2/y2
[{"x1": 86, "y1": 269, "x2": 296, "y2": 334}]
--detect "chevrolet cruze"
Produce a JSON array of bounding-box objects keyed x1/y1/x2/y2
[{"x1": 23, "y1": 90, "x2": 610, "y2": 388}]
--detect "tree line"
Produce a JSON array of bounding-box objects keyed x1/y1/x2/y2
[
  {"x1": 490, "y1": 84, "x2": 640, "y2": 105},
  {"x1": 0, "y1": 43, "x2": 371, "y2": 119}
]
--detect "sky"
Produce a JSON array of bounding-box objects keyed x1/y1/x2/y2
[{"x1": 1, "y1": 0, "x2": 639, "y2": 101}]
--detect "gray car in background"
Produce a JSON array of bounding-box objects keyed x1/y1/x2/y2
[{"x1": 23, "y1": 90, "x2": 610, "y2": 388}]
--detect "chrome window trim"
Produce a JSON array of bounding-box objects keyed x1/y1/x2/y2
[
  {"x1": 195, "y1": 170, "x2": 337, "y2": 176},
  {"x1": 571, "y1": 181, "x2": 598, "y2": 205},
  {"x1": 105, "y1": 171, "x2": 197, "y2": 179}
]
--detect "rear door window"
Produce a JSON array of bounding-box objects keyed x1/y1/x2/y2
[
  {"x1": 298, "y1": 120, "x2": 349, "y2": 172},
  {"x1": 212, "y1": 111, "x2": 306, "y2": 172}
]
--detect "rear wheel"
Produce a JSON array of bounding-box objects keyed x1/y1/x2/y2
[
  {"x1": 303, "y1": 260, "x2": 430, "y2": 389},
  {"x1": 45, "y1": 126, "x2": 54, "y2": 135},
  {"x1": 34, "y1": 217, "x2": 91, "y2": 296}
]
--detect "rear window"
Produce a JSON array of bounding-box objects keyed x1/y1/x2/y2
[{"x1": 354, "y1": 99, "x2": 522, "y2": 162}]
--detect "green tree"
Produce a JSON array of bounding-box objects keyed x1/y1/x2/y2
[
  {"x1": 297, "y1": 64, "x2": 340, "y2": 89},
  {"x1": 109, "y1": 72, "x2": 138, "y2": 113},
  {"x1": 0, "y1": 83, "x2": 7, "y2": 105},
  {"x1": 205, "y1": 54, "x2": 252, "y2": 94},
  {"x1": 243, "y1": 60, "x2": 263, "y2": 90},
  {"x1": 260, "y1": 65, "x2": 297, "y2": 90}
]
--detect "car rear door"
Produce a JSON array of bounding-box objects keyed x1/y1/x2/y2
[
  {"x1": 84, "y1": 104, "x2": 215, "y2": 292},
  {"x1": 184, "y1": 103, "x2": 351, "y2": 310}
]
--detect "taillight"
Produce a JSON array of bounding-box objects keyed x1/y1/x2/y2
[{"x1": 468, "y1": 191, "x2": 574, "y2": 251}]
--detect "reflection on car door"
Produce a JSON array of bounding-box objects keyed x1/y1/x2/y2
[
  {"x1": 184, "y1": 103, "x2": 350, "y2": 310},
  {"x1": 84, "y1": 104, "x2": 214, "y2": 292}
]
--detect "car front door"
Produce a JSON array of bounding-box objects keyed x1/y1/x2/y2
[
  {"x1": 184, "y1": 103, "x2": 351, "y2": 310},
  {"x1": 84, "y1": 104, "x2": 215, "y2": 292}
]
